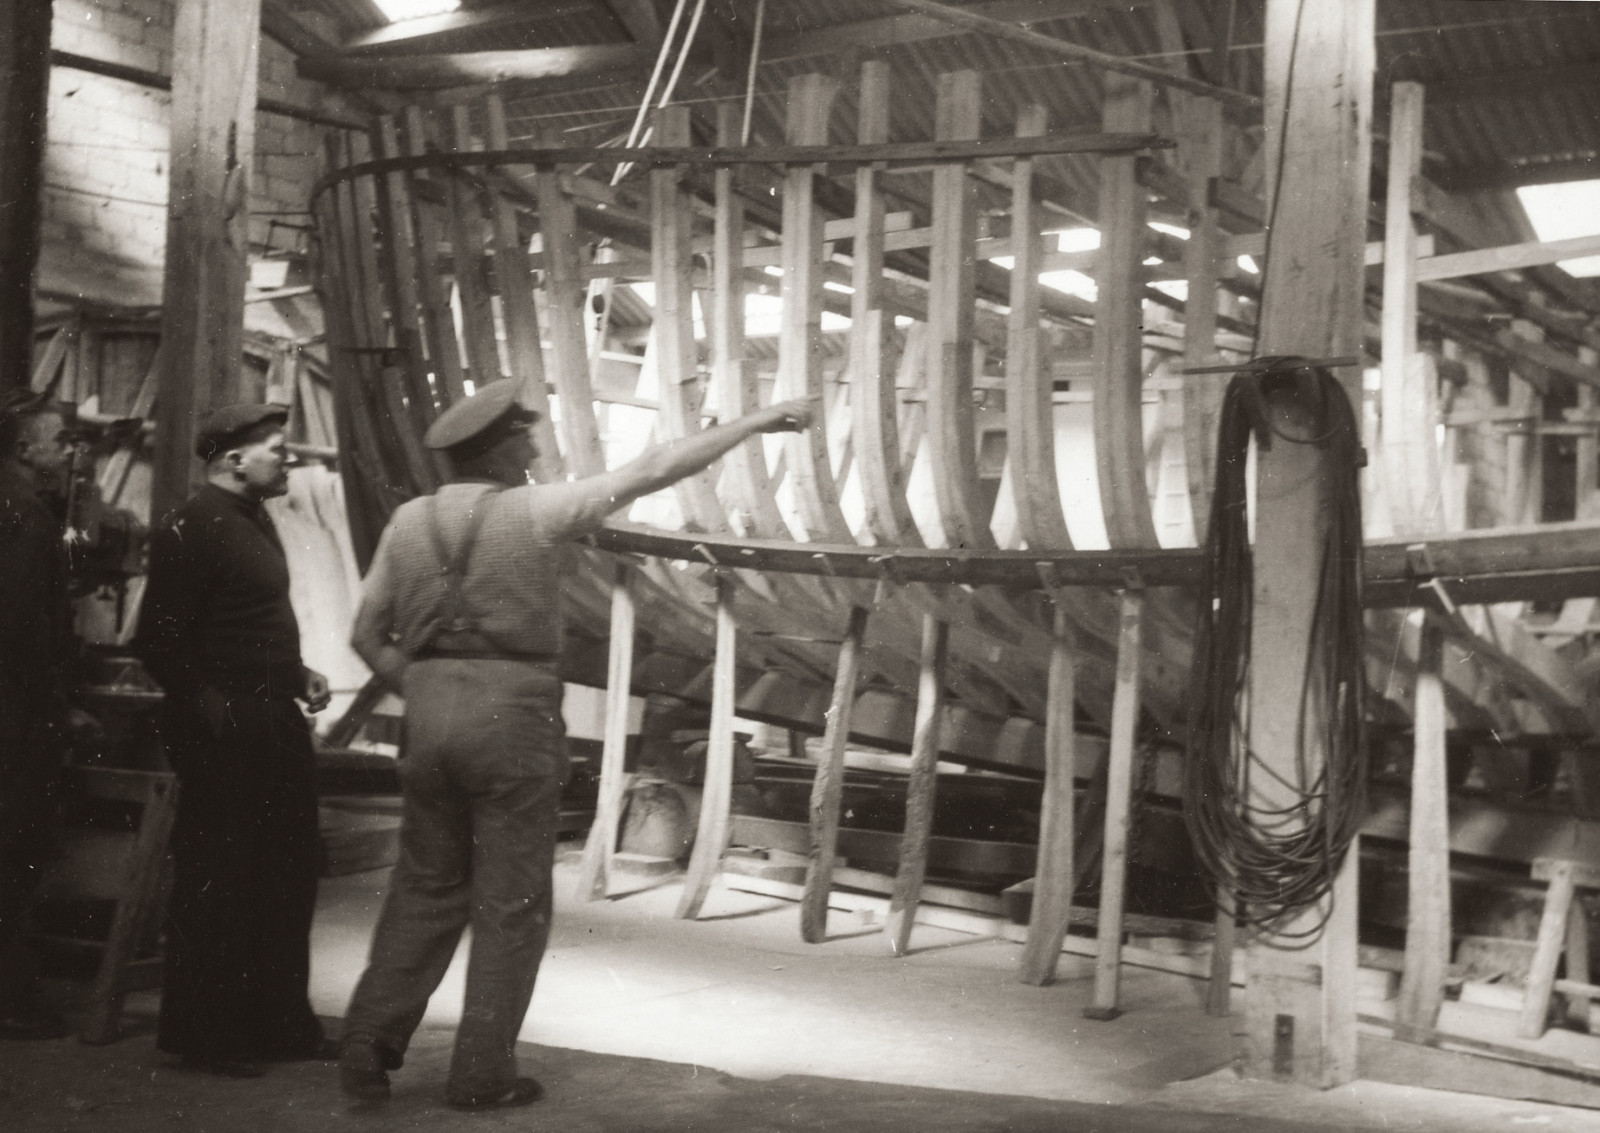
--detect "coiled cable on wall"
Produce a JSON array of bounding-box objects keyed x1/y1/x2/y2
[{"x1": 1182, "y1": 357, "x2": 1368, "y2": 937}]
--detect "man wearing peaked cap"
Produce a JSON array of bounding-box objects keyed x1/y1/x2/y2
[
  {"x1": 340, "y1": 379, "x2": 814, "y2": 1109},
  {"x1": 133, "y1": 401, "x2": 336, "y2": 1076}
]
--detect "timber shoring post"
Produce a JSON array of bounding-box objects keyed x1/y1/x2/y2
[
  {"x1": 399, "y1": 107, "x2": 469, "y2": 407},
  {"x1": 676, "y1": 573, "x2": 741, "y2": 919},
  {"x1": 800, "y1": 605, "x2": 871, "y2": 943},
  {"x1": 1396, "y1": 612, "x2": 1450, "y2": 1039},
  {"x1": 445, "y1": 105, "x2": 510, "y2": 391},
  {"x1": 1019, "y1": 596, "x2": 1078, "y2": 985},
  {"x1": 885, "y1": 613, "x2": 950, "y2": 956},
  {"x1": 1084, "y1": 584, "x2": 1144, "y2": 1019}
]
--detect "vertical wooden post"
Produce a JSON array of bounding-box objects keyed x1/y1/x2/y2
[
  {"x1": 1207, "y1": 886, "x2": 1237, "y2": 1016},
  {"x1": 676, "y1": 573, "x2": 740, "y2": 919},
  {"x1": 1020, "y1": 597, "x2": 1078, "y2": 984},
  {"x1": 800, "y1": 604, "x2": 870, "y2": 943},
  {"x1": 0, "y1": 0, "x2": 51, "y2": 402},
  {"x1": 152, "y1": 0, "x2": 262, "y2": 519},
  {"x1": 1175, "y1": 94, "x2": 1225, "y2": 541},
  {"x1": 1006, "y1": 104, "x2": 1073, "y2": 551},
  {"x1": 777, "y1": 73, "x2": 850, "y2": 541},
  {"x1": 532, "y1": 130, "x2": 606, "y2": 477},
  {"x1": 400, "y1": 107, "x2": 469, "y2": 408},
  {"x1": 1396, "y1": 613, "x2": 1451, "y2": 1039},
  {"x1": 484, "y1": 95, "x2": 563, "y2": 483},
  {"x1": 651, "y1": 104, "x2": 727, "y2": 532},
  {"x1": 576, "y1": 560, "x2": 637, "y2": 901},
  {"x1": 446, "y1": 106, "x2": 508, "y2": 390},
  {"x1": 885, "y1": 613, "x2": 950, "y2": 956},
  {"x1": 1092, "y1": 74, "x2": 1158, "y2": 551},
  {"x1": 851, "y1": 61, "x2": 921, "y2": 548},
  {"x1": 1380, "y1": 81, "x2": 1432, "y2": 536},
  {"x1": 1245, "y1": 0, "x2": 1373, "y2": 1088},
  {"x1": 1084, "y1": 585, "x2": 1144, "y2": 1019},
  {"x1": 925, "y1": 71, "x2": 992, "y2": 550}
]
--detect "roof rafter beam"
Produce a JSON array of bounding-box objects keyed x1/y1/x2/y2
[
  {"x1": 339, "y1": 0, "x2": 596, "y2": 56},
  {"x1": 1418, "y1": 59, "x2": 1600, "y2": 109},
  {"x1": 299, "y1": 42, "x2": 656, "y2": 90}
]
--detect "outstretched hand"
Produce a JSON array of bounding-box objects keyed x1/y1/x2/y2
[{"x1": 761, "y1": 398, "x2": 818, "y2": 433}]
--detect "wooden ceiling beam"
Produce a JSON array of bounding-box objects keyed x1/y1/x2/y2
[
  {"x1": 299, "y1": 43, "x2": 655, "y2": 90},
  {"x1": 339, "y1": 0, "x2": 596, "y2": 56}
]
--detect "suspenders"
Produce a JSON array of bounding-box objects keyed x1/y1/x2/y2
[{"x1": 425, "y1": 487, "x2": 504, "y2": 640}]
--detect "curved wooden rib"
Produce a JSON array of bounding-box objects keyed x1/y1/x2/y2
[
  {"x1": 778, "y1": 72, "x2": 853, "y2": 542},
  {"x1": 1092, "y1": 75, "x2": 1159, "y2": 550},
  {"x1": 445, "y1": 105, "x2": 507, "y2": 391},
  {"x1": 400, "y1": 107, "x2": 468, "y2": 406},
  {"x1": 925, "y1": 70, "x2": 992, "y2": 551},
  {"x1": 1174, "y1": 94, "x2": 1225, "y2": 541}
]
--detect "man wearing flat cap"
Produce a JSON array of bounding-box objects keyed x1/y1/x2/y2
[
  {"x1": 133, "y1": 402, "x2": 335, "y2": 1076},
  {"x1": 339, "y1": 379, "x2": 812, "y2": 1109}
]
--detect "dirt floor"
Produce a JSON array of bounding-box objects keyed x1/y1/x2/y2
[{"x1": 8, "y1": 851, "x2": 1600, "y2": 1132}]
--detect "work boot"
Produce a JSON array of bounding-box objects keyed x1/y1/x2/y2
[{"x1": 339, "y1": 1040, "x2": 392, "y2": 1102}]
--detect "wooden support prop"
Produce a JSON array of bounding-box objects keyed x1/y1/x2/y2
[
  {"x1": 1093, "y1": 74, "x2": 1159, "y2": 550},
  {"x1": 533, "y1": 128, "x2": 607, "y2": 477},
  {"x1": 677, "y1": 574, "x2": 741, "y2": 919},
  {"x1": 1006, "y1": 104, "x2": 1072, "y2": 551},
  {"x1": 777, "y1": 73, "x2": 852, "y2": 541},
  {"x1": 852, "y1": 60, "x2": 922, "y2": 547},
  {"x1": 1019, "y1": 596, "x2": 1078, "y2": 984},
  {"x1": 800, "y1": 604, "x2": 870, "y2": 943},
  {"x1": 152, "y1": 0, "x2": 260, "y2": 519},
  {"x1": 1242, "y1": 0, "x2": 1373, "y2": 1088},
  {"x1": 1084, "y1": 584, "x2": 1144, "y2": 1019},
  {"x1": 1396, "y1": 613, "x2": 1451, "y2": 1039},
  {"x1": 885, "y1": 613, "x2": 950, "y2": 956},
  {"x1": 1520, "y1": 859, "x2": 1583, "y2": 1039},
  {"x1": 1503, "y1": 320, "x2": 1547, "y2": 527},
  {"x1": 1207, "y1": 886, "x2": 1237, "y2": 1016},
  {"x1": 484, "y1": 95, "x2": 563, "y2": 483},
  {"x1": 711, "y1": 102, "x2": 787, "y2": 536},
  {"x1": 400, "y1": 107, "x2": 469, "y2": 407},
  {"x1": 651, "y1": 103, "x2": 728, "y2": 532},
  {"x1": 1175, "y1": 94, "x2": 1226, "y2": 541},
  {"x1": 1380, "y1": 81, "x2": 1435, "y2": 537},
  {"x1": 576, "y1": 561, "x2": 637, "y2": 901},
  {"x1": 925, "y1": 70, "x2": 992, "y2": 550},
  {"x1": 446, "y1": 106, "x2": 507, "y2": 391}
]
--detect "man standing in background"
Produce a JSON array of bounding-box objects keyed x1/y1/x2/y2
[{"x1": 134, "y1": 403, "x2": 335, "y2": 1077}]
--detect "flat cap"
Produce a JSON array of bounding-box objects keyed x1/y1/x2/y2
[
  {"x1": 423, "y1": 379, "x2": 537, "y2": 450},
  {"x1": 195, "y1": 402, "x2": 289, "y2": 460}
]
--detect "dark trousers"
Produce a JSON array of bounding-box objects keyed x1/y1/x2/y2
[
  {"x1": 0, "y1": 680, "x2": 60, "y2": 1020},
  {"x1": 343, "y1": 659, "x2": 567, "y2": 1099},
  {"x1": 157, "y1": 692, "x2": 323, "y2": 1060}
]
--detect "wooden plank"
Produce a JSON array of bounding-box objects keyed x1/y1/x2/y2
[
  {"x1": 483, "y1": 94, "x2": 563, "y2": 483},
  {"x1": 800, "y1": 605, "x2": 870, "y2": 943},
  {"x1": 1019, "y1": 598, "x2": 1078, "y2": 984},
  {"x1": 1242, "y1": 0, "x2": 1373, "y2": 1087},
  {"x1": 1085, "y1": 587, "x2": 1143, "y2": 1019},
  {"x1": 1093, "y1": 74, "x2": 1159, "y2": 550},
  {"x1": 650, "y1": 103, "x2": 728, "y2": 532},
  {"x1": 1519, "y1": 861, "x2": 1576, "y2": 1039},
  {"x1": 532, "y1": 127, "x2": 607, "y2": 477},
  {"x1": 576, "y1": 562, "x2": 636, "y2": 901},
  {"x1": 777, "y1": 73, "x2": 852, "y2": 541},
  {"x1": 400, "y1": 107, "x2": 469, "y2": 407},
  {"x1": 885, "y1": 614, "x2": 950, "y2": 956},
  {"x1": 446, "y1": 105, "x2": 508, "y2": 391},
  {"x1": 152, "y1": 0, "x2": 261, "y2": 519},
  {"x1": 369, "y1": 116, "x2": 448, "y2": 485},
  {"x1": 676, "y1": 575, "x2": 740, "y2": 919},
  {"x1": 925, "y1": 71, "x2": 991, "y2": 550},
  {"x1": 711, "y1": 102, "x2": 787, "y2": 536},
  {"x1": 851, "y1": 61, "x2": 922, "y2": 547},
  {"x1": 29, "y1": 324, "x2": 73, "y2": 394},
  {"x1": 1380, "y1": 82, "x2": 1433, "y2": 537},
  {"x1": 1396, "y1": 614, "x2": 1451, "y2": 1040},
  {"x1": 1176, "y1": 94, "x2": 1226, "y2": 541},
  {"x1": 1005, "y1": 103, "x2": 1072, "y2": 551},
  {"x1": 1419, "y1": 233, "x2": 1600, "y2": 284}
]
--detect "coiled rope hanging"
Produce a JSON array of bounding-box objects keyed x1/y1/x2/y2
[{"x1": 1182, "y1": 357, "x2": 1367, "y2": 937}]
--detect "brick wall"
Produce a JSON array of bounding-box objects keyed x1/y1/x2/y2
[{"x1": 38, "y1": 0, "x2": 363, "y2": 315}]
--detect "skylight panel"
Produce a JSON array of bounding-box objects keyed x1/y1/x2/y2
[
  {"x1": 373, "y1": 0, "x2": 460, "y2": 23},
  {"x1": 1516, "y1": 180, "x2": 1600, "y2": 278}
]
